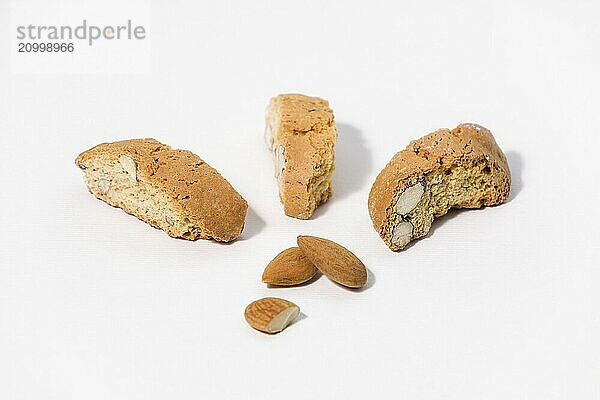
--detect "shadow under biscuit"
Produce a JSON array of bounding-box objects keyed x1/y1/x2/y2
[
  {"x1": 505, "y1": 150, "x2": 524, "y2": 203},
  {"x1": 240, "y1": 206, "x2": 266, "y2": 240},
  {"x1": 332, "y1": 122, "x2": 373, "y2": 201},
  {"x1": 311, "y1": 122, "x2": 373, "y2": 219}
]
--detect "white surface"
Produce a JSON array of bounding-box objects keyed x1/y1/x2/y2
[{"x1": 1, "y1": 1, "x2": 599, "y2": 399}]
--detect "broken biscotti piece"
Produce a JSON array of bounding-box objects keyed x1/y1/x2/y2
[
  {"x1": 75, "y1": 139, "x2": 248, "y2": 242},
  {"x1": 368, "y1": 123, "x2": 511, "y2": 251},
  {"x1": 265, "y1": 94, "x2": 337, "y2": 219}
]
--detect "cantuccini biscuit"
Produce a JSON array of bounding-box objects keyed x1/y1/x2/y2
[
  {"x1": 265, "y1": 94, "x2": 337, "y2": 219},
  {"x1": 76, "y1": 138, "x2": 248, "y2": 242},
  {"x1": 368, "y1": 123, "x2": 510, "y2": 251}
]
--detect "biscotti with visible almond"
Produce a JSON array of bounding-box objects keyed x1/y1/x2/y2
[
  {"x1": 75, "y1": 138, "x2": 248, "y2": 242},
  {"x1": 368, "y1": 123, "x2": 510, "y2": 251},
  {"x1": 265, "y1": 94, "x2": 337, "y2": 219}
]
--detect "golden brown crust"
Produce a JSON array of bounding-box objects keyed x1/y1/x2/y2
[
  {"x1": 368, "y1": 123, "x2": 511, "y2": 250},
  {"x1": 266, "y1": 94, "x2": 337, "y2": 219},
  {"x1": 75, "y1": 138, "x2": 248, "y2": 242},
  {"x1": 276, "y1": 94, "x2": 334, "y2": 134}
]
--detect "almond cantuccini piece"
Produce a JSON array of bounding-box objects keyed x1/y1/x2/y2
[
  {"x1": 265, "y1": 93, "x2": 337, "y2": 219},
  {"x1": 76, "y1": 138, "x2": 248, "y2": 242},
  {"x1": 368, "y1": 123, "x2": 511, "y2": 251}
]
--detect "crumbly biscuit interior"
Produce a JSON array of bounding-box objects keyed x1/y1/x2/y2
[
  {"x1": 307, "y1": 160, "x2": 334, "y2": 211},
  {"x1": 82, "y1": 154, "x2": 204, "y2": 239},
  {"x1": 390, "y1": 161, "x2": 495, "y2": 249}
]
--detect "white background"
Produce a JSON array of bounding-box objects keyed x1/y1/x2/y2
[{"x1": 1, "y1": 1, "x2": 599, "y2": 399}]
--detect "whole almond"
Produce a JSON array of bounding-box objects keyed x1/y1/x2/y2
[
  {"x1": 262, "y1": 247, "x2": 317, "y2": 286},
  {"x1": 244, "y1": 297, "x2": 300, "y2": 334},
  {"x1": 297, "y1": 235, "x2": 368, "y2": 288}
]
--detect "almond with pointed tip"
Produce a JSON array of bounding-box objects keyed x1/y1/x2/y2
[
  {"x1": 244, "y1": 297, "x2": 300, "y2": 334},
  {"x1": 262, "y1": 247, "x2": 317, "y2": 286},
  {"x1": 297, "y1": 235, "x2": 368, "y2": 288}
]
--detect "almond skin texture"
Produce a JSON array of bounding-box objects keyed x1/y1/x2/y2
[
  {"x1": 262, "y1": 247, "x2": 317, "y2": 286},
  {"x1": 244, "y1": 297, "x2": 300, "y2": 334},
  {"x1": 297, "y1": 236, "x2": 368, "y2": 289}
]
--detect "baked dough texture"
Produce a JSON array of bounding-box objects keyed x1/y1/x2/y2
[
  {"x1": 368, "y1": 123, "x2": 510, "y2": 251},
  {"x1": 265, "y1": 94, "x2": 337, "y2": 219},
  {"x1": 75, "y1": 139, "x2": 248, "y2": 242}
]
